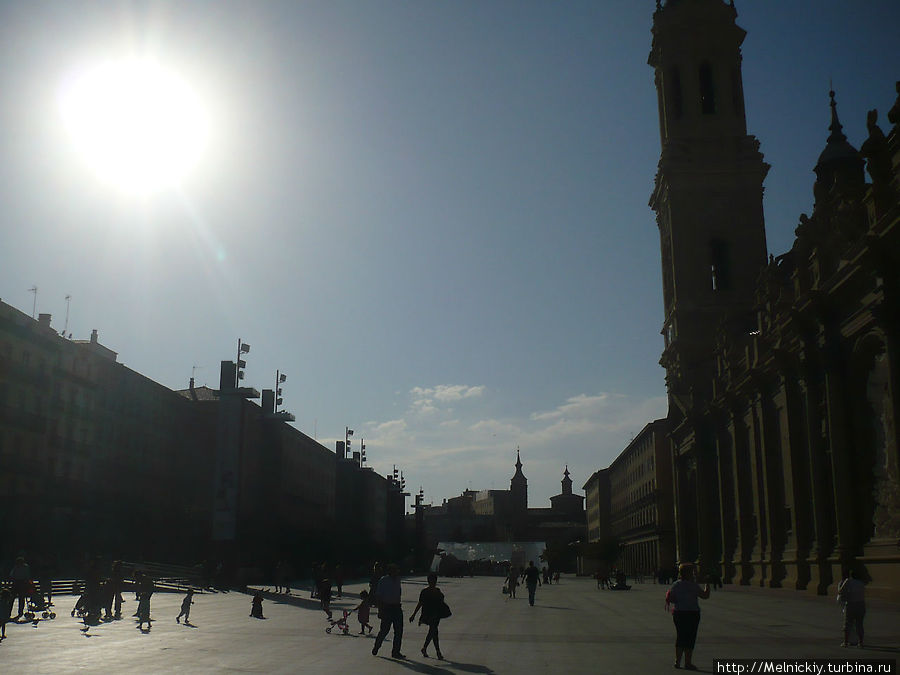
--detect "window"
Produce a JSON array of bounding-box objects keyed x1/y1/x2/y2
[
  {"x1": 710, "y1": 239, "x2": 732, "y2": 291},
  {"x1": 699, "y1": 62, "x2": 716, "y2": 114},
  {"x1": 731, "y1": 67, "x2": 744, "y2": 117}
]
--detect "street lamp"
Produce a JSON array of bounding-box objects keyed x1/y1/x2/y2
[
  {"x1": 275, "y1": 370, "x2": 287, "y2": 413},
  {"x1": 236, "y1": 339, "x2": 251, "y2": 387}
]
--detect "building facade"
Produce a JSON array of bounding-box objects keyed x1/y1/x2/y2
[
  {"x1": 415, "y1": 452, "x2": 586, "y2": 570},
  {"x1": 648, "y1": 0, "x2": 900, "y2": 598},
  {"x1": 607, "y1": 420, "x2": 676, "y2": 577},
  {"x1": 0, "y1": 299, "x2": 407, "y2": 575}
]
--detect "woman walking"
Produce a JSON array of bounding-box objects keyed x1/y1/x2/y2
[
  {"x1": 666, "y1": 563, "x2": 710, "y2": 670},
  {"x1": 409, "y1": 573, "x2": 445, "y2": 660},
  {"x1": 506, "y1": 566, "x2": 519, "y2": 599}
]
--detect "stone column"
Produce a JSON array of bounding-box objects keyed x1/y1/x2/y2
[
  {"x1": 696, "y1": 419, "x2": 723, "y2": 580},
  {"x1": 716, "y1": 415, "x2": 738, "y2": 583},
  {"x1": 781, "y1": 368, "x2": 814, "y2": 590},
  {"x1": 731, "y1": 405, "x2": 758, "y2": 584},
  {"x1": 823, "y1": 327, "x2": 855, "y2": 585},
  {"x1": 746, "y1": 396, "x2": 769, "y2": 585}
]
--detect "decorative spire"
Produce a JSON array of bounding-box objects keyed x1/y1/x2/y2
[
  {"x1": 515, "y1": 446, "x2": 522, "y2": 471},
  {"x1": 562, "y1": 464, "x2": 573, "y2": 494},
  {"x1": 827, "y1": 89, "x2": 847, "y2": 144}
]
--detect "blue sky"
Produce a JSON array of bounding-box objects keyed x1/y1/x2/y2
[{"x1": 1, "y1": 0, "x2": 898, "y2": 508}]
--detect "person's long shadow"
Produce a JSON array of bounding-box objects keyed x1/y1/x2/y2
[
  {"x1": 438, "y1": 658, "x2": 496, "y2": 673},
  {"x1": 373, "y1": 656, "x2": 454, "y2": 674}
]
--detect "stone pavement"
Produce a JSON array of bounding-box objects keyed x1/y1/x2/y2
[{"x1": 1, "y1": 575, "x2": 898, "y2": 674}]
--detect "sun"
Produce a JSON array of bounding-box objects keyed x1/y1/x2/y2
[{"x1": 59, "y1": 59, "x2": 209, "y2": 194}]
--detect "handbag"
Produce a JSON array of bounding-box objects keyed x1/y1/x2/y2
[{"x1": 438, "y1": 601, "x2": 452, "y2": 619}]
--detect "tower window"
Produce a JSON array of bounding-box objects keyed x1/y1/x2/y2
[
  {"x1": 731, "y1": 67, "x2": 745, "y2": 117},
  {"x1": 710, "y1": 239, "x2": 732, "y2": 291},
  {"x1": 699, "y1": 62, "x2": 717, "y2": 115},
  {"x1": 668, "y1": 67, "x2": 683, "y2": 120}
]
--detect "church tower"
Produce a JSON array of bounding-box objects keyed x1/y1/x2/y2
[
  {"x1": 649, "y1": 0, "x2": 769, "y2": 409},
  {"x1": 510, "y1": 448, "x2": 528, "y2": 513},
  {"x1": 561, "y1": 465, "x2": 573, "y2": 495},
  {"x1": 648, "y1": 0, "x2": 769, "y2": 566}
]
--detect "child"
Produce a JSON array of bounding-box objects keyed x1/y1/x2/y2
[
  {"x1": 355, "y1": 589, "x2": 373, "y2": 634},
  {"x1": 250, "y1": 591, "x2": 264, "y2": 619},
  {"x1": 1, "y1": 588, "x2": 12, "y2": 639},
  {"x1": 176, "y1": 588, "x2": 194, "y2": 624},
  {"x1": 137, "y1": 573, "x2": 154, "y2": 630}
]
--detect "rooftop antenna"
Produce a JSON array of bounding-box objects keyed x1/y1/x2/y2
[
  {"x1": 28, "y1": 285, "x2": 37, "y2": 318},
  {"x1": 62, "y1": 295, "x2": 71, "y2": 336},
  {"x1": 191, "y1": 364, "x2": 204, "y2": 385}
]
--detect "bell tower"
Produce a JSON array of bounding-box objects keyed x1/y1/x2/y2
[{"x1": 649, "y1": 0, "x2": 769, "y2": 410}]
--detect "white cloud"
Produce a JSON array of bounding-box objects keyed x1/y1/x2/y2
[
  {"x1": 411, "y1": 384, "x2": 485, "y2": 403},
  {"x1": 529, "y1": 393, "x2": 624, "y2": 422},
  {"x1": 359, "y1": 388, "x2": 668, "y2": 510},
  {"x1": 373, "y1": 418, "x2": 407, "y2": 437}
]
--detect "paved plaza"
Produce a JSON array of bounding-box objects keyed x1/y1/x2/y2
[{"x1": 1, "y1": 575, "x2": 898, "y2": 673}]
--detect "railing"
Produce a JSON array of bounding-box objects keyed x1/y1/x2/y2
[{"x1": 0, "y1": 561, "x2": 209, "y2": 596}]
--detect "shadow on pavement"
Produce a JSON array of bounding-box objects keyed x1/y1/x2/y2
[
  {"x1": 441, "y1": 658, "x2": 496, "y2": 673},
  {"x1": 374, "y1": 655, "x2": 453, "y2": 674}
]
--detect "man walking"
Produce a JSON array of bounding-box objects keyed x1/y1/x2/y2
[
  {"x1": 372, "y1": 563, "x2": 405, "y2": 659},
  {"x1": 524, "y1": 560, "x2": 542, "y2": 606}
]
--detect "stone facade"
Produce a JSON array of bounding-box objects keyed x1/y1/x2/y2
[
  {"x1": 607, "y1": 420, "x2": 676, "y2": 577},
  {"x1": 649, "y1": 0, "x2": 900, "y2": 598}
]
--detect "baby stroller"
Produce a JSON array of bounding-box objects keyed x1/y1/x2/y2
[
  {"x1": 24, "y1": 588, "x2": 57, "y2": 621},
  {"x1": 325, "y1": 608, "x2": 354, "y2": 635}
]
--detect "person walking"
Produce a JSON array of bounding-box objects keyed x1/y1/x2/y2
[
  {"x1": 355, "y1": 590, "x2": 374, "y2": 634},
  {"x1": 523, "y1": 560, "x2": 541, "y2": 606},
  {"x1": 409, "y1": 572, "x2": 446, "y2": 660},
  {"x1": 0, "y1": 588, "x2": 12, "y2": 640},
  {"x1": 176, "y1": 588, "x2": 194, "y2": 625},
  {"x1": 665, "y1": 563, "x2": 710, "y2": 670},
  {"x1": 316, "y1": 564, "x2": 333, "y2": 619},
  {"x1": 372, "y1": 563, "x2": 405, "y2": 659},
  {"x1": 838, "y1": 567, "x2": 866, "y2": 648},
  {"x1": 136, "y1": 572, "x2": 154, "y2": 631},
  {"x1": 107, "y1": 560, "x2": 125, "y2": 619},
  {"x1": 9, "y1": 556, "x2": 31, "y2": 620},
  {"x1": 506, "y1": 566, "x2": 519, "y2": 599}
]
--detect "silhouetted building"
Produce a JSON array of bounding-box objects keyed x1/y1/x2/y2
[
  {"x1": 0, "y1": 302, "x2": 212, "y2": 568},
  {"x1": 648, "y1": 0, "x2": 900, "y2": 598},
  {"x1": 415, "y1": 451, "x2": 586, "y2": 569},
  {"x1": 0, "y1": 301, "x2": 406, "y2": 575}
]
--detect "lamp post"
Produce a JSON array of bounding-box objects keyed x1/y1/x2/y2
[
  {"x1": 235, "y1": 339, "x2": 251, "y2": 388},
  {"x1": 275, "y1": 370, "x2": 287, "y2": 413}
]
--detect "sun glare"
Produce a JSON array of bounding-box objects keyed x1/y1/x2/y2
[{"x1": 59, "y1": 59, "x2": 209, "y2": 194}]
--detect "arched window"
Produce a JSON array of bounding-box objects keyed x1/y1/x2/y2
[
  {"x1": 699, "y1": 61, "x2": 717, "y2": 114},
  {"x1": 710, "y1": 238, "x2": 732, "y2": 291}
]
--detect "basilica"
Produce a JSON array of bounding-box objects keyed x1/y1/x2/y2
[{"x1": 647, "y1": 0, "x2": 900, "y2": 598}]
